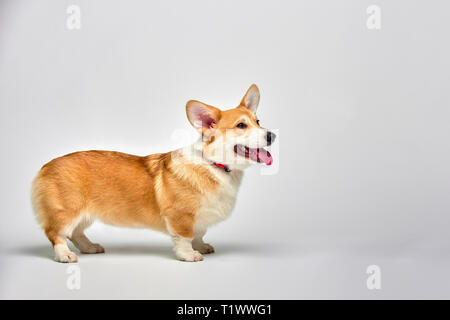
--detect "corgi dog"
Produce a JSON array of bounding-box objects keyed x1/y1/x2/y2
[{"x1": 31, "y1": 84, "x2": 276, "y2": 262}]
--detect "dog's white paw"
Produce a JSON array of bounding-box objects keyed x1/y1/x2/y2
[
  {"x1": 80, "y1": 243, "x2": 105, "y2": 254},
  {"x1": 176, "y1": 250, "x2": 204, "y2": 262},
  {"x1": 193, "y1": 243, "x2": 215, "y2": 254},
  {"x1": 54, "y1": 245, "x2": 78, "y2": 263}
]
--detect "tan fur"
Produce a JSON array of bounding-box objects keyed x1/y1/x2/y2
[
  {"x1": 32, "y1": 84, "x2": 272, "y2": 262},
  {"x1": 32, "y1": 150, "x2": 220, "y2": 244}
]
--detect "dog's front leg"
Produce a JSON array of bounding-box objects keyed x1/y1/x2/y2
[
  {"x1": 192, "y1": 230, "x2": 215, "y2": 254},
  {"x1": 165, "y1": 215, "x2": 203, "y2": 262}
]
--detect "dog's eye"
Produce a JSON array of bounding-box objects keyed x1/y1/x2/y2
[
  {"x1": 236, "y1": 122, "x2": 247, "y2": 129},
  {"x1": 256, "y1": 119, "x2": 260, "y2": 125}
]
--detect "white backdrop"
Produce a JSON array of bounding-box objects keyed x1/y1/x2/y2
[{"x1": 0, "y1": 0, "x2": 449, "y2": 299}]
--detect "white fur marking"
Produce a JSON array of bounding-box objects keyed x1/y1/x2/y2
[{"x1": 54, "y1": 244, "x2": 78, "y2": 263}]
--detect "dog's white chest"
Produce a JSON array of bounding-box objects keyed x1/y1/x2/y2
[{"x1": 194, "y1": 170, "x2": 243, "y2": 231}]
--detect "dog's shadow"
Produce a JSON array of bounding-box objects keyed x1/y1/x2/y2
[
  {"x1": 12, "y1": 245, "x2": 54, "y2": 260},
  {"x1": 10, "y1": 242, "x2": 273, "y2": 261},
  {"x1": 11, "y1": 244, "x2": 174, "y2": 261}
]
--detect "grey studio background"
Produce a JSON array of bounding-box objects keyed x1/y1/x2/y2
[{"x1": 0, "y1": 0, "x2": 449, "y2": 299}]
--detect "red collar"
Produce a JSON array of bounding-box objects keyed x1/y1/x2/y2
[{"x1": 213, "y1": 162, "x2": 231, "y2": 173}]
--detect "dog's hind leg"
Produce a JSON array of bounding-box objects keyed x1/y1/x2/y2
[
  {"x1": 44, "y1": 210, "x2": 82, "y2": 263},
  {"x1": 192, "y1": 230, "x2": 215, "y2": 254},
  {"x1": 69, "y1": 216, "x2": 105, "y2": 254}
]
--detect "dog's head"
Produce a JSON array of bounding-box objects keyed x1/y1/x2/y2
[{"x1": 186, "y1": 84, "x2": 276, "y2": 169}]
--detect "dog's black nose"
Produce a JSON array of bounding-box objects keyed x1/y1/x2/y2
[{"x1": 265, "y1": 131, "x2": 276, "y2": 145}]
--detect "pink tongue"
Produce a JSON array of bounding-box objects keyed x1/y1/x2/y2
[{"x1": 255, "y1": 148, "x2": 273, "y2": 166}]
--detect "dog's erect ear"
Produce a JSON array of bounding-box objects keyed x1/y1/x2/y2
[
  {"x1": 240, "y1": 84, "x2": 260, "y2": 114},
  {"x1": 186, "y1": 100, "x2": 221, "y2": 134}
]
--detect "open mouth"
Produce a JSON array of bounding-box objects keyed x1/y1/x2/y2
[{"x1": 234, "y1": 144, "x2": 273, "y2": 166}]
